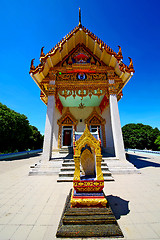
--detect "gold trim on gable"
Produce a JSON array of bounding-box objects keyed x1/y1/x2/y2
[{"x1": 85, "y1": 108, "x2": 106, "y2": 148}]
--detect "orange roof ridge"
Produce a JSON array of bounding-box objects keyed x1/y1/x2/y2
[{"x1": 30, "y1": 24, "x2": 134, "y2": 75}]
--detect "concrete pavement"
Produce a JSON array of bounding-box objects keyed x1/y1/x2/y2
[{"x1": 0, "y1": 152, "x2": 160, "y2": 239}]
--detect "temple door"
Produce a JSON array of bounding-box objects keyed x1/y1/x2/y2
[{"x1": 63, "y1": 129, "x2": 72, "y2": 146}]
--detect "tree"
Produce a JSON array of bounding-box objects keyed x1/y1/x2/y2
[
  {"x1": 122, "y1": 123, "x2": 160, "y2": 150},
  {"x1": 0, "y1": 102, "x2": 43, "y2": 153},
  {"x1": 28, "y1": 125, "x2": 44, "y2": 150},
  {"x1": 154, "y1": 136, "x2": 160, "y2": 150}
]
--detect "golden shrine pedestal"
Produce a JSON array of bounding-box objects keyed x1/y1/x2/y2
[{"x1": 70, "y1": 125, "x2": 107, "y2": 208}]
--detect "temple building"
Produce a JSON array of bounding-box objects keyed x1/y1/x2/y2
[{"x1": 29, "y1": 13, "x2": 134, "y2": 163}]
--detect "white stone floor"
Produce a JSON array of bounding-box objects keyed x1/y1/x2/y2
[{"x1": 0, "y1": 152, "x2": 160, "y2": 240}]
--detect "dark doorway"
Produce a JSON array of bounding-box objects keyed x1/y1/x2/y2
[{"x1": 63, "y1": 129, "x2": 72, "y2": 146}]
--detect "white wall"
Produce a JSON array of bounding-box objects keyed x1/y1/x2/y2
[
  {"x1": 69, "y1": 106, "x2": 94, "y2": 132},
  {"x1": 102, "y1": 105, "x2": 115, "y2": 156},
  {"x1": 52, "y1": 106, "x2": 61, "y2": 150}
]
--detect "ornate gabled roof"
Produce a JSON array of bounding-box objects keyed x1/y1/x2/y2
[
  {"x1": 29, "y1": 24, "x2": 134, "y2": 77},
  {"x1": 30, "y1": 19, "x2": 135, "y2": 108}
]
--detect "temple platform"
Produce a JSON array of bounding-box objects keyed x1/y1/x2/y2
[{"x1": 29, "y1": 152, "x2": 140, "y2": 179}]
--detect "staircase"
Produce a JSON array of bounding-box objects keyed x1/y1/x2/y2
[
  {"x1": 57, "y1": 157, "x2": 114, "y2": 182},
  {"x1": 56, "y1": 189, "x2": 123, "y2": 238},
  {"x1": 59, "y1": 147, "x2": 73, "y2": 154}
]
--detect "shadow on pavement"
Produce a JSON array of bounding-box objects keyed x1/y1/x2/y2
[
  {"x1": 126, "y1": 153, "x2": 160, "y2": 169},
  {"x1": 107, "y1": 195, "x2": 130, "y2": 220},
  {"x1": 0, "y1": 153, "x2": 41, "y2": 161}
]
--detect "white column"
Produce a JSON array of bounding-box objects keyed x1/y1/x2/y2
[
  {"x1": 42, "y1": 95, "x2": 55, "y2": 162},
  {"x1": 104, "y1": 106, "x2": 115, "y2": 156},
  {"x1": 52, "y1": 107, "x2": 61, "y2": 151},
  {"x1": 109, "y1": 94, "x2": 126, "y2": 161}
]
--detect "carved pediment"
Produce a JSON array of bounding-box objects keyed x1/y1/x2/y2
[
  {"x1": 85, "y1": 108, "x2": 106, "y2": 126},
  {"x1": 57, "y1": 108, "x2": 78, "y2": 126},
  {"x1": 62, "y1": 116, "x2": 73, "y2": 125},
  {"x1": 59, "y1": 44, "x2": 101, "y2": 67},
  {"x1": 89, "y1": 116, "x2": 101, "y2": 125}
]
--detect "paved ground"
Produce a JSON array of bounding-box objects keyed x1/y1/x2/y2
[{"x1": 0, "y1": 152, "x2": 160, "y2": 240}]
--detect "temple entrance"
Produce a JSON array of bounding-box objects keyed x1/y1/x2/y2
[{"x1": 62, "y1": 126, "x2": 72, "y2": 146}]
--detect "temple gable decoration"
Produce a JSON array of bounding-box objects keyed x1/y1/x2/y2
[
  {"x1": 29, "y1": 23, "x2": 135, "y2": 106},
  {"x1": 85, "y1": 108, "x2": 106, "y2": 147}
]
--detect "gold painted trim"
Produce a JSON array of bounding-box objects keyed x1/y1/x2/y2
[{"x1": 85, "y1": 108, "x2": 106, "y2": 148}]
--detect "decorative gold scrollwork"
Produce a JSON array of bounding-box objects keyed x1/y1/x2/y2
[
  {"x1": 85, "y1": 108, "x2": 106, "y2": 148},
  {"x1": 58, "y1": 88, "x2": 106, "y2": 99},
  {"x1": 41, "y1": 83, "x2": 56, "y2": 96},
  {"x1": 58, "y1": 90, "x2": 72, "y2": 99},
  {"x1": 76, "y1": 89, "x2": 88, "y2": 99}
]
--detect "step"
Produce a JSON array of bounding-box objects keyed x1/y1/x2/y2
[
  {"x1": 66, "y1": 207, "x2": 113, "y2": 215},
  {"x1": 57, "y1": 177, "x2": 73, "y2": 182},
  {"x1": 62, "y1": 163, "x2": 75, "y2": 167},
  {"x1": 57, "y1": 224, "x2": 123, "y2": 237},
  {"x1": 101, "y1": 167, "x2": 109, "y2": 171},
  {"x1": 57, "y1": 176, "x2": 114, "y2": 182},
  {"x1": 61, "y1": 167, "x2": 75, "y2": 171},
  {"x1": 62, "y1": 162, "x2": 107, "y2": 167},
  {"x1": 60, "y1": 167, "x2": 109, "y2": 171},
  {"x1": 63, "y1": 215, "x2": 116, "y2": 225},
  {"x1": 103, "y1": 176, "x2": 114, "y2": 181},
  {"x1": 59, "y1": 172, "x2": 74, "y2": 177},
  {"x1": 59, "y1": 147, "x2": 73, "y2": 154},
  {"x1": 103, "y1": 172, "x2": 112, "y2": 177},
  {"x1": 63, "y1": 159, "x2": 74, "y2": 163}
]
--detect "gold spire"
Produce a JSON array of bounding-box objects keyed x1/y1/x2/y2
[{"x1": 79, "y1": 8, "x2": 82, "y2": 27}]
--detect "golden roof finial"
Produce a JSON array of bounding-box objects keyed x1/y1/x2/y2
[
  {"x1": 79, "y1": 8, "x2": 82, "y2": 27},
  {"x1": 30, "y1": 58, "x2": 35, "y2": 71},
  {"x1": 128, "y1": 57, "x2": 135, "y2": 73},
  {"x1": 117, "y1": 45, "x2": 123, "y2": 60},
  {"x1": 40, "y1": 47, "x2": 45, "y2": 58}
]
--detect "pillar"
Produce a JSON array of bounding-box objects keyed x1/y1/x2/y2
[
  {"x1": 73, "y1": 155, "x2": 80, "y2": 180},
  {"x1": 96, "y1": 154, "x2": 103, "y2": 180},
  {"x1": 42, "y1": 94, "x2": 55, "y2": 162},
  {"x1": 104, "y1": 106, "x2": 115, "y2": 156},
  {"x1": 109, "y1": 93, "x2": 126, "y2": 161}
]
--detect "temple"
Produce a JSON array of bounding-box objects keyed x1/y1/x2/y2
[{"x1": 29, "y1": 12, "x2": 134, "y2": 163}]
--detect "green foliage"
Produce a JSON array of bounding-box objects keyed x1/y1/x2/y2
[
  {"x1": 154, "y1": 136, "x2": 160, "y2": 150},
  {"x1": 122, "y1": 123, "x2": 160, "y2": 150},
  {"x1": 28, "y1": 125, "x2": 44, "y2": 150},
  {"x1": 0, "y1": 102, "x2": 43, "y2": 153}
]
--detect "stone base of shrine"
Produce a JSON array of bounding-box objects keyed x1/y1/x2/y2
[
  {"x1": 56, "y1": 189, "x2": 124, "y2": 238},
  {"x1": 70, "y1": 189, "x2": 107, "y2": 208}
]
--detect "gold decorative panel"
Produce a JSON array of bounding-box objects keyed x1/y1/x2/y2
[{"x1": 85, "y1": 108, "x2": 106, "y2": 148}]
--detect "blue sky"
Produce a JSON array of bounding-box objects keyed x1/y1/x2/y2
[{"x1": 0, "y1": 0, "x2": 160, "y2": 134}]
